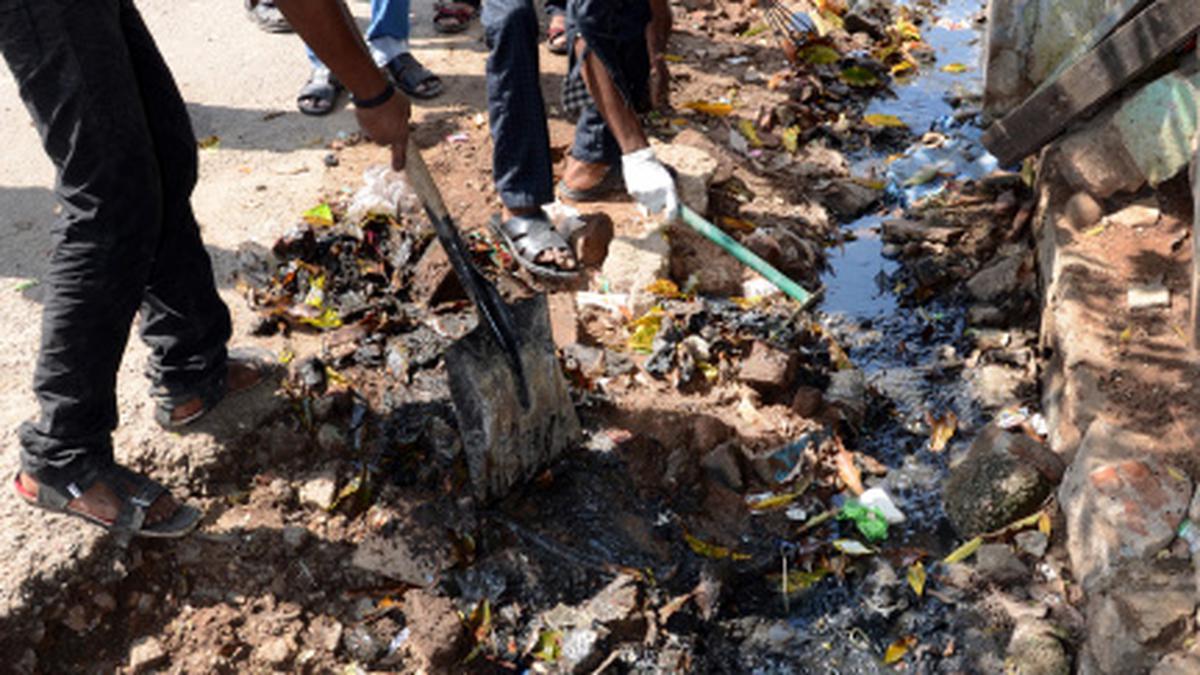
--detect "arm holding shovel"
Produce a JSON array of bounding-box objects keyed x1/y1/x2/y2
[{"x1": 274, "y1": 0, "x2": 411, "y2": 170}]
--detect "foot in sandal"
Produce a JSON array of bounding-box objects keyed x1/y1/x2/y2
[
  {"x1": 490, "y1": 208, "x2": 580, "y2": 279},
  {"x1": 15, "y1": 467, "x2": 200, "y2": 538},
  {"x1": 433, "y1": 0, "x2": 480, "y2": 34}
]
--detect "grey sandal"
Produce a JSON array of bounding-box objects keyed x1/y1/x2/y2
[
  {"x1": 298, "y1": 68, "x2": 342, "y2": 116},
  {"x1": 13, "y1": 467, "x2": 201, "y2": 538},
  {"x1": 488, "y1": 212, "x2": 580, "y2": 279}
]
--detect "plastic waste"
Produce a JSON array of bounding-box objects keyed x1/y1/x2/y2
[
  {"x1": 860, "y1": 487, "x2": 906, "y2": 525},
  {"x1": 346, "y1": 165, "x2": 420, "y2": 224},
  {"x1": 1178, "y1": 519, "x2": 1200, "y2": 554},
  {"x1": 839, "y1": 500, "x2": 889, "y2": 543}
]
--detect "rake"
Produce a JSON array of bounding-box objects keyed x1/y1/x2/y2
[{"x1": 755, "y1": 0, "x2": 817, "y2": 55}]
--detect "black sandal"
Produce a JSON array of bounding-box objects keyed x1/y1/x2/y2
[
  {"x1": 386, "y1": 53, "x2": 444, "y2": 100},
  {"x1": 488, "y1": 212, "x2": 581, "y2": 280},
  {"x1": 153, "y1": 349, "x2": 273, "y2": 430},
  {"x1": 14, "y1": 467, "x2": 201, "y2": 538},
  {"x1": 297, "y1": 68, "x2": 342, "y2": 116}
]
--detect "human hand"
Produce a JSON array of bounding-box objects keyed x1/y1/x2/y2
[
  {"x1": 354, "y1": 91, "x2": 412, "y2": 170},
  {"x1": 621, "y1": 147, "x2": 679, "y2": 221}
]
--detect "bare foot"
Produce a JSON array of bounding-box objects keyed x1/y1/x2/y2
[
  {"x1": 169, "y1": 360, "x2": 264, "y2": 424},
  {"x1": 561, "y1": 158, "x2": 614, "y2": 193},
  {"x1": 18, "y1": 471, "x2": 179, "y2": 526}
]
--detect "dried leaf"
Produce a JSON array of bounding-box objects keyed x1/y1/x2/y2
[
  {"x1": 927, "y1": 410, "x2": 958, "y2": 452},
  {"x1": 1038, "y1": 511, "x2": 1052, "y2": 537},
  {"x1": 780, "y1": 568, "x2": 829, "y2": 593},
  {"x1": 834, "y1": 441, "x2": 865, "y2": 495},
  {"x1": 684, "y1": 532, "x2": 752, "y2": 561},
  {"x1": 303, "y1": 202, "x2": 335, "y2": 227},
  {"x1": 301, "y1": 306, "x2": 343, "y2": 330},
  {"x1": 907, "y1": 562, "x2": 926, "y2": 597},
  {"x1": 782, "y1": 126, "x2": 801, "y2": 154},
  {"x1": 941, "y1": 62, "x2": 969, "y2": 73},
  {"x1": 1119, "y1": 326, "x2": 1133, "y2": 345},
  {"x1": 943, "y1": 536, "x2": 983, "y2": 564},
  {"x1": 326, "y1": 471, "x2": 371, "y2": 513},
  {"x1": 721, "y1": 216, "x2": 758, "y2": 233},
  {"x1": 467, "y1": 599, "x2": 493, "y2": 642},
  {"x1": 1084, "y1": 223, "x2": 1107, "y2": 237},
  {"x1": 197, "y1": 135, "x2": 221, "y2": 150},
  {"x1": 533, "y1": 629, "x2": 561, "y2": 662},
  {"x1": 799, "y1": 44, "x2": 841, "y2": 65},
  {"x1": 839, "y1": 66, "x2": 880, "y2": 88},
  {"x1": 746, "y1": 483, "x2": 810, "y2": 512},
  {"x1": 737, "y1": 118, "x2": 763, "y2": 148},
  {"x1": 683, "y1": 100, "x2": 734, "y2": 117},
  {"x1": 902, "y1": 162, "x2": 946, "y2": 187},
  {"x1": 645, "y1": 279, "x2": 682, "y2": 299},
  {"x1": 827, "y1": 336, "x2": 853, "y2": 370},
  {"x1": 663, "y1": 53, "x2": 685, "y2": 63},
  {"x1": 890, "y1": 60, "x2": 917, "y2": 76},
  {"x1": 864, "y1": 113, "x2": 908, "y2": 129},
  {"x1": 884, "y1": 636, "x2": 918, "y2": 665},
  {"x1": 832, "y1": 539, "x2": 875, "y2": 556},
  {"x1": 697, "y1": 361, "x2": 720, "y2": 383},
  {"x1": 627, "y1": 307, "x2": 664, "y2": 354}
]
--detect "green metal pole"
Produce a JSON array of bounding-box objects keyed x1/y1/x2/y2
[{"x1": 679, "y1": 206, "x2": 820, "y2": 308}]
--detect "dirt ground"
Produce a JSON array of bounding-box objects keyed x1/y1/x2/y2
[{"x1": 0, "y1": 0, "x2": 1075, "y2": 672}]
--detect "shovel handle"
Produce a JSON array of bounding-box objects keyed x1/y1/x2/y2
[{"x1": 403, "y1": 138, "x2": 451, "y2": 222}]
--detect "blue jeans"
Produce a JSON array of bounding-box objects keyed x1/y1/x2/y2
[
  {"x1": 0, "y1": 0, "x2": 232, "y2": 492},
  {"x1": 483, "y1": 0, "x2": 649, "y2": 210},
  {"x1": 307, "y1": 0, "x2": 411, "y2": 69}
]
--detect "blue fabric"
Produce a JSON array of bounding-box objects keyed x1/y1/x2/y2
[
  {"x1": 483, "y1": 0, "x2": 554, "y2": 209},
  {"x1": 308, "y1": 0, "x2": 411, "y2": 68}
]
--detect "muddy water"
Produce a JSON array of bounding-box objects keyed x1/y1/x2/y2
[{"x1": 724, "y1": 1, "x2": 1009, "y2": 671}]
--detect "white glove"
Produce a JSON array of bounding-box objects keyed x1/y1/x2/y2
[{"x1": 622, "y1": 148, "x2": 679, "y2": 221}]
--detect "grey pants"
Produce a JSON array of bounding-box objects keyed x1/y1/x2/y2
[{"x1": 0, "y1": 0, "x2": 231, "y2": 492}]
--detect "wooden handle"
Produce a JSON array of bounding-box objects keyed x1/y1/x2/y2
[{"x1": 403, "y1": 137, "x2": 450, "y2": 221}]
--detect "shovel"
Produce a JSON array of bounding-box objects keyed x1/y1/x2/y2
[{"x1": 402, "y1": 139, "x2": 581, "y2": 502}]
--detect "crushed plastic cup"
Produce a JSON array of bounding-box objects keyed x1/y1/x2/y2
[{"x1": 860, "y1": 487, "x2": 906, "y2": 525}]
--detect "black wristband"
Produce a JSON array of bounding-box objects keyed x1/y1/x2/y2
[{"x1": 352, "y1": 81, "x2": 396, "y2": 109}]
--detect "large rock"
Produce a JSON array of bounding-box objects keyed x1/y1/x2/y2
[
  {"x1": 1081, "y1": 560, "x2": 1196, "y2": 674},
  {"x1": 1005, "y1": 620, "x2": 1070, "y2": 675},
  {"x1": 944, "y1": 425, "x2": 1065, "y2": 536},
  {"x1": 1113, "y1": 69, "x2": 1200, "y2": 187},
  {"x1": 1058, "y1": 420, "x2": 1193, "y2": 589},
  {"x1": 601, "y1": 228, "x2": 670, "y2": 315},
  {"x1": 1153, "y1": 652, "x2": 1200, "y2": 675},
  {"x1": 652, "y1": 139, "x2": 717, "y2": 215},
  {"x1": 967, "y1": 251, "x2": 1029, "y2": 303}
]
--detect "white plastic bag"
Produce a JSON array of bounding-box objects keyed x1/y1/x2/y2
[{"x1": 346, "y1": 164, "x2": 420, "y2": 224}]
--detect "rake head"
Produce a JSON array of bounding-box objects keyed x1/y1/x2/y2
[{"x1": 755, "y1": 0, "x2": 817, "y2": 55}]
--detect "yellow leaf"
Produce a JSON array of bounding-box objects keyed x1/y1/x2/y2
[
  {"x1": 927, "y1": 410, "x2": 958, "y2": 452},
  {"x1": 746, "y1": 483, "x2": 811, "y2": 512},
  {"x1": 799, "y1": 45, "x2": 841, "y2": 65},
  {"x1": 892, "y1": 18, "x2": 922, "y2": 42},
  {"x1": 1038, "y1": 511, "x2": 1052, "y2": 537},
  {"x1": 683, "y1": 100, "x2": 734, "y2": 117},
  {"x1": 627, "y1": 307, "x2": 664, "y2": 354},
  {"x1": 279, "y1": 348, "x2": 296, "y2": 365},
  {"x1": 663, "y1": 53, "x2": 685, "y2": 63},
  {"x1": 781, "y1": 126, "x2": 802, "y2": 154},
  {"x1": 1119, "y1": 326, "x2": 1133, "y2": 344},
  {"x1": 730, "y1": 296, "x2": 764, "y2": 309},
  {"x1": 1173, "y1": 325, "x2": 1188, "y2": 341},
  {"x1": 697, "y1": 361, "x2": 719, "y2": 383},
  {"x1": 533, "y1": 630, "x2": 562, "y2": 662},
  {"x1": 684, "y1": 532, "x2": 751, "y2": 560},
  {"x1": 301, "y1": 306, "x2": 343, "y2": 330},
  {"x1": 827, "y1": 337, "x2": 853, "y2": 370},
  {"x1": 890, "y1": 60, "x2": 917, "y2": 76},
  {"x1": 941, "y1": 62, "x2": 969, "y2": 73},
  {"x1": 303, "y1": 202, "x2": 335, "y2": 227},
  {"x1": 721, "y1": 216, "x2": 758, "y2": 233},
  {"x1": 997, "y1": 511, "x2": 1043, "y2": 534},
  {"x1": 1084, "y1": 223, "x2": 1107, "y2": 237},
  {"x1": 738, "y1": 118, "x2": 763, "y2": 148},
  {"x1": 197, "y1": 135, "x2": 221, "y2": 150},
  {"x1": 840, "y1": 65, "x2": 880, "y2": 87},
  {"x1": 884, "y1": 636, "x2": 918, "y2": 665},
  {"x1": 864, "y1": 113, "x2": 908, "y2": 129},
  {"x1": 645, "y1": 278, "x2": 682, "y2": 299},
  {"x1": 780, "y1": 568, "x2": 829, "y2": 593},
  {"x1": 907, "y1": 562, "x2": 926, "y2": 597},
  {"x1": 943, "y1": 537, "x2": 983, "y2": 564}
]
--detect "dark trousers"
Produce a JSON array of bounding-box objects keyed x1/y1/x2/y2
[
  {"x1": 482, "y1": 0, "x2": 649, "y2": 210},
  {"x1": 0, "y1": 0, "x2": 232, "y2": 493}
]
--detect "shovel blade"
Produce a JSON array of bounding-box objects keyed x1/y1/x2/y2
[{"x1": 446, "y1": 295, "x2": 581, "y2": 501}]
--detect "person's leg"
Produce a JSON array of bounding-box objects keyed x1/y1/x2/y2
[
  {"x1": 483, "y1": 0, "x2": 553, "y2": 211},
  {"x1": 120, "y1": 1, "x2": 235, "y2": 412},
  {"x1": 370, "y1": 0, "x2": 444, "y2": 100},
  {"x1": 0, "y1": 0, "x2": 182, "y2": 520},
  {"x1": 562, "y1": 0, "x2": 651, "y2": 193}
]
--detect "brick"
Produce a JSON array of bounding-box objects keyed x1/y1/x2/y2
[{"x1": 738, "y1": 341, "x2": 798, "y2": 392}]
